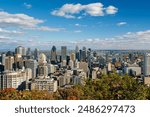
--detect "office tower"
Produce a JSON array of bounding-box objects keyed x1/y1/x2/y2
[
  {"x1": 14, "y1": 54, "x2": 22, "y2": 62},
  {"x1": 51, "y1": 46, "x2": 57, "y2": 64},
  {"x1": 75, "y1": 45, "x2": 80, "y2": 60},
  {"x1": 15, "y1": 46, "x2": 27, "y2": 56},
  {"x1": 26, "y1": 48, "x2": 31, "y2": 55},
  {"x1": 87, "y1": 48, "x2": 92, "y2": 69},
  {"x1": 14, "y1": 54, "x2": 22, "y2": 70},
  {"x1": 34, "y1": 48, "x2": 39, "y2": 60},
  {"x1": 39, "y1": 53, "x2": 47, "y2": 65},
  {"x1": 38, "y1": 65, "x2": 48, "y2": 77},
  {"x1": 79, "y1": 49, "x2": 82, "y2": 61},
  {"x1": 144, "y1": 53, "x2": 150, "y2": 76},
  {"x1": 61, "y1": 46, "x2": 67, "y2": 61},
  {"x1": 47, "y1": 64, "x2": 55, "y2": 74},
  {"x1": 79, "y1": 61, "x2": 89, "y2": 77},
  {"x1": 5, "y1": 56, "x2": 14, "y2": 71},
  {"x1": 24, "y1": 59, "x2": 37, "y2": 78},
  {"x1": 70, "y1": 52, "x2": 76, "y2": 62},
  {"x1": 1, "y1": 53, "x2": 6, "y2": 65},
  {"x1": 82, "y1": 47, "x2": 87, "y2": 61},
  {"x1": 69, "y1": 60, "x2": 74, "y2": 69}
]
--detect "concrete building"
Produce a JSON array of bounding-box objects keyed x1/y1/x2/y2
[
  {"x1": 78, "y1": 62, "x2": 89, "y2": 77},
  {"x1": 47, "y1": 64, "x2": 56, "y2": 74},
  {"x1": 5, "y1": 56, "x2": 14, "y2": 71},
  {"x1": 15, "y1": 46, "x2": 27, "y2": 56},
  {"x1": 24, "y1": 59, "x2": 37, "y2": 78},
  {"x1": 124, "y1": 64, "x2": 141, "y2": 76},
  {"x1": 38, "y1": 65, "x2": 48, "y2": 77},
  {"x1": 31, "y1": 77, "x2": 57, "y2": 92},
  {"x1": 0, "y1": 68, "x2": 32, "y2": 90}
]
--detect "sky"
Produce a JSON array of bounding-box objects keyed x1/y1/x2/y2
[{"x1": 0, "y1": 0, "x2": 150, "y2": 50}]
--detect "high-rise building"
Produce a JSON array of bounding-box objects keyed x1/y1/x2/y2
[
  {"x1": 75, "y1": 45, "x2": 80, "y2": 60},
  {"x1": 5, "y1": 56, "x2": 14, "y2": 71},
  {"x1": 51, "y1": 46, "x2": 57, "y2": 64},
  {"x1": 61, "y1": 46, "x2": 67, "y2": 61},
  {"x1": 47, "y1": 64, "x2": 56, "y2": 74},
  {"x1": 24, "y1": 59, "x2": 37, "y2": 78},
  {"x1": 15, "y1": 46, "x2": 27, "y2": 56},
  {"x1": 82, "y1": 47, "x2": 87, "y2": 61},
  {"x1": 70, "y1": 52, "x2": 76, "y2": 61},
  {"x1": 26, "y1": 48, "x2": 31, "y2": 55},
  {"x1": 1, "y1": 53, "x2": 6, "y2": 65},
  {"x1": 34, "y1": 48, "x2": 39, "y2": 60},
  {"x1": 144, "y1": 53, "x2": 150, "y2": 76}
]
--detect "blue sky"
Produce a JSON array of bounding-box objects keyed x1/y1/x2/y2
[{"x1": 0, "y1": 0, "x2": 150, "y2": 50}]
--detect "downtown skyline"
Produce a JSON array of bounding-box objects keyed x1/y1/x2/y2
[{"x1": 0, "y1": 0, "x2": 150, "y2": 50}]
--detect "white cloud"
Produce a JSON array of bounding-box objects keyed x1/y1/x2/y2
[
  {"x1": 0, "y1": 28, "x2": 24, "y2": 35},
  {"x1": 0, "y1": 11, "x2": 64, "y2": 32},
  {"x1": 0, "y1": 11, "x2": 43, "y2": 28},
  {"x1": 75, "y1": 23, "x2": 80, "y2": 26},
  {"x1": 24, "y1": 3, "x2": 32, "y2": 9},
  {"x1": 117, "y1": 22, "x2": 127, "y2": 26},
  {"x1": 106, "y1": 6, "x2": 118, "y2": 15},
  {"x1": 51, "y1": 2, "x2": 118, "y2": 18},
  {"x1": 74, "y1": 30, "x2": 82, "y2": 33},
  {"x1": 30, "y1": 26, "x2": 65, "y2": 32},
  {"x1": 1, "y1": 29, "x2": 150, "y2": 50}
]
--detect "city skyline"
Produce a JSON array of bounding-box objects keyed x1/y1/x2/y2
[{"x1": 0, "y1": 0, "x2": 150, "y2": 50}]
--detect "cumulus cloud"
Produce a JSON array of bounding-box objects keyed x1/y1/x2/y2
[
  {"x1": 106, "y1": 6, "x2": 118, "y2": 15},
  {"x1": 24, "y1": 3, "x2": 32, "y2": 9},
  {"x1": 0, "y1": 11, "x2": 43, "y2": 28},
  {"x1": 117, "y1": 22, "x2": 127, "y2": 26},
  {"x1": 51, "y1": 2, "x2": 118, "y2": 18},
  {"x1": 0, "y1": 11, "x2": 64, "y2": 32}
]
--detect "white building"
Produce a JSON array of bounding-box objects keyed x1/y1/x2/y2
[{"x1": 0, "y1": 68, "x2": 32, "y2": 90}]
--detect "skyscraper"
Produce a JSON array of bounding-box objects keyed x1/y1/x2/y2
[
  {"x1": 81, "y1": 47, "x2": 87, "y2": 61},
  {"x1": 51, "y1": 46, "x2": 57, "y2": 64},
  {"x1": 144, "y1": 53, "x2": 150, "y2": 76},
  {"x1": 5, "y1": 56, "x2": 14, "y2": 71},
  {"x1": 34, "y1": 48, "x2": 39, "y2": 60},
  {"x1": 61, "y1": 46, "x2": 67, "y2": 61},
  {"x1": 25, "y1": 59, "x2": 37, "y2": 78},
  {"x1": 1, "y1": 53, "x2": 6, "y2": 65},
  {"x1": 75, "y1": 45, "x2": 80, "y2": 60},
  {"x1": 15, "y1": 46, "x2": 27, "y2": 56}
]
